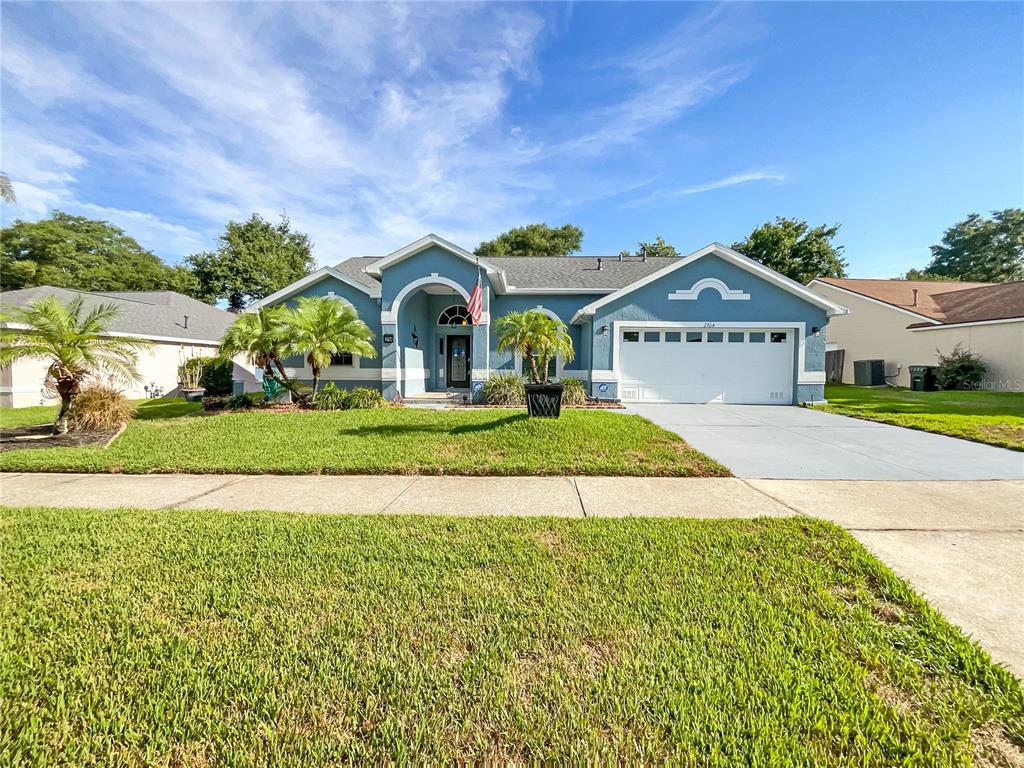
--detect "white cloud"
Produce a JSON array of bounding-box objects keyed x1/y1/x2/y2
[
  {"x1": 624, "y1": 170, "x2": 786, "y2": 208},
  {"x1": 2, "y1": 2, "x2": 761, "y2": 263}
]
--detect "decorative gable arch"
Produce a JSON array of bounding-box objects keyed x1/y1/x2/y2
[{"x1": 668, "y1": 277, "x2": 750, "y2": 301}]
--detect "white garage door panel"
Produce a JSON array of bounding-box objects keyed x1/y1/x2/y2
[{"x1": 619, "y1": 329, "x2": 794, "y2": 404}]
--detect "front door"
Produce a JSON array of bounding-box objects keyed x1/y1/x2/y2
[{"x1": 446, "y1": 335, "x2": 470, "y2": 388}]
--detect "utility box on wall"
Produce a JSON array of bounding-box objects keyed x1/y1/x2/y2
[{"x1": 853, "y1": 359, "x2": 886, "y2": 386}]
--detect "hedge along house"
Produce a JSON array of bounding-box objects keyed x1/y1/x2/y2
[{"x1": 247, "y1": 235, "x2": 848, "y2": 404}]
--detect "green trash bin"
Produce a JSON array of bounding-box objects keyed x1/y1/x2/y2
[{"x1": 909, "y1": 365, "x2": 937, "y2": 391}]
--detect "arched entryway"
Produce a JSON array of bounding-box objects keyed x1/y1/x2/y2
[{"x1": 385, "y1": 277, "x2": 486, "y2": 398}]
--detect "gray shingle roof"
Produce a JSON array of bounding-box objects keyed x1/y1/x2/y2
[
  {"x1": 333, "y1": 257, "x2": 386, "y2": 292},
  {"x1": 487, "y1": 256, "x2": 677, "y2": 290},
  {"x1": 334, "y1": 255, "x2": 677, "y2": 291},
  {"x1": 0, "y1": 287, "x2": 235, "y2": 342}
]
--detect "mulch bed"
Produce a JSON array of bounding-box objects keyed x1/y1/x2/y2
[{"x1": 0, "y1": 424, "x2": 122, "y2": 453}]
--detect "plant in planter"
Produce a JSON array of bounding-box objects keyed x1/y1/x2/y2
[
  {"x1": 177, "y1": 357, "x2": 207, "y2": 400},
  {"x1": 495, "y1": 310, "x2": 574, "y2": 418}
]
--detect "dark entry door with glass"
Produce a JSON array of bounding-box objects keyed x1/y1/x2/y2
[{"x1": 446, "y1": 335, "x2": 470, "y2": 388}]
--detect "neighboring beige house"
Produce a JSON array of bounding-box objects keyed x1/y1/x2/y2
[
  {"x1": 0, "y1": 287, "x2": 238, "y2": 408},
  {"x1": 808, "y1": 278, "x2": 1024, "y2": 391}
]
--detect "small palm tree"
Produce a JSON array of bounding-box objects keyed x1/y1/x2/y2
[
  {"x1": 495, "y1": 310, "x2": 574, "y2": 384},
  {"x1": 0, "y1": 297, "x2": 151, "y2": 433},
  {"x1": 285, "y1": 296, "x2": 376, "y2": 394},
  {"x1": 217, "y1": 306, "x2": 295, "y2": 393}
]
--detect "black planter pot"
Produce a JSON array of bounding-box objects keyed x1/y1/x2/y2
[{"x1": 525, "y1": 382, "x2": 564, "y2": 418}]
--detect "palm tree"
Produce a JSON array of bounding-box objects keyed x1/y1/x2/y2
[
  {"x1": 0, "y1": 297, "x2": 151, "y2": 433},
  {"x1": 532, "y1": 316, "x2": 575, "y2": 384},
  {"x1": 0, "y1": 172, "x2": 14, "y2": 204},
  {"x1": 217, "y1": 306, "x2": 296, "y2": 394},
  {"x1": 284, "y1": 296, "x2": 376, "y2": 395},
  {"x1": 495, "y1": 310, "x2": 575, "y2": 384}
]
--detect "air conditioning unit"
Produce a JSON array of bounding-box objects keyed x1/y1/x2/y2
[{"x1": 853, "y1": 359, "x2": 886, "y2": 386}]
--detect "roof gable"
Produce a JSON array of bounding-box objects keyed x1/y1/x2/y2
[
  {"x1": 247, "y1": 265, "x2": 381, "y2": 311},
  {"x1": 810, "y1": 278, "x2": 993, "y2": 322},
  {"x1": 364, "y1": 234, "x2": 500, "y2": 279},
  {"x1": 572, "y1": 243, "x2": 848, "y2": 322}
]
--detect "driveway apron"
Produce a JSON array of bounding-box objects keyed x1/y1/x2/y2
[{"x1": 626, "y1": 403, "x2": 1024, "y2": 480}]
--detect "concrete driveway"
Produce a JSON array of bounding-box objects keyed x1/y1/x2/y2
[{"x1": 628, "y1": 403, "x2": 1024, "y2": 480}]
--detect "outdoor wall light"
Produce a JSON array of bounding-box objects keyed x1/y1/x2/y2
[
  {"x1": 600, "y1": 324, "x2": 609, "y2": 336},
  {"x1": 811, "y1": 326, "x2": 821, "y2": 336}
]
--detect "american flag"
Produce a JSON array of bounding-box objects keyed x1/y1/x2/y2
[{"x1": 465, "y1": 266, "x2": 483, "y2": 325}]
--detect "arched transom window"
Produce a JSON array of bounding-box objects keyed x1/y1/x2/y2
[{"x1": 437, "y1": 305, "x2": 473, "y2": 326}]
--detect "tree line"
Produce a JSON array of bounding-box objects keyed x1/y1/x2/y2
[{"x1": 2, "y1": 208, "x2": 1020, "y2": 311}]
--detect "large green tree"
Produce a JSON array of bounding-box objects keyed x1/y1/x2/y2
[
  {"x1": 188, "y1": 214, "x2": 315, "y2": 311},
  {"x1": 1, "y1": 211, "x2": 197, "y2": 294},
  {"x1": 732, "y1": 217, "x2": 847, "y2": 284},
  {"x1": 618, "y1": 235, "x2": 679, "y2": 260},
  {"x1": 475, "y1": 223, "x2": 584, "y2": 258},
  {"x1": 922, "y1": 209, "x2": 1023, "y2": 282}
]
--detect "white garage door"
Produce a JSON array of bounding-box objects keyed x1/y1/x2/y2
[{"x1": 618, "y1": 328, "x2": 794, "y2": 404}]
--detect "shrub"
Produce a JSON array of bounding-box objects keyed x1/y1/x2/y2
[
  {"x1": 202, "y1": 392, "x2": 261, "y2": 411},
  {"x1": 177, "y1": 357, "x2": 205, "y2": 389},
  {"x1": 483, "y1": 373, "x2": 525, "y2": 406},
  {"x1": 560, "y1": 377, "x2": 588, "y2": 405},
  {"x1": 199, "y1": 358, "x2": 234, "y2": 396},
  {"x1": 935, "y1": 343, "x2": 986, "y2": 390},
  {"x1": 227, "y1": 393, "x2": 261, "y2": 410},
  {"x1": 67, "y1": 384, "x2": 137, "y2": 431},
  {"x1": 314, "y1": 382, "x2": 349, "y2": 411},
  {"x1": 345, "y1": 387, "x2": 386, "y2": 409}
]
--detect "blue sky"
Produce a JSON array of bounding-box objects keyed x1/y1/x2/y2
[{"x1": 2, "y1": 2, "x2": 1021, "y2": 277}]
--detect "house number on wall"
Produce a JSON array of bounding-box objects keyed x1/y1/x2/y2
[{"x1": 703, "y1": 322, "x2": 716, "y2": 328}]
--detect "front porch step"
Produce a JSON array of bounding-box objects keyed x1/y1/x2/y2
[{"x1": 402, "y1": 391, "x2": 472, "y2": 408}]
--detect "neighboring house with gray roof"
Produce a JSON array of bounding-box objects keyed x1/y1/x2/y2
[
  {"x1": 249, "y1": 234, "x2": 847, "y2": 405},
  {"x1": 0, "y1": 287, "x2": 238, "y2": 407}
]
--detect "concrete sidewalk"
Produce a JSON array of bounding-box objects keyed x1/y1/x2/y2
[{"x1": 2, "y1": 472, "x2": 1022, "y2": 676}]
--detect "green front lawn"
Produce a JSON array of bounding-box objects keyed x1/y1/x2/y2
[
  {"x1": 0, "y1": 397, "x2": 202, "y2": 430},
  {"x1": 2, "y1": 508, "x2": 1020, "y2": 764},
  {"x1": 0, "y1": 407, "x2": 726, "y2": 477},
  {"x1": 818, "y1": 385, "x2": 1024, "y2": 451}
]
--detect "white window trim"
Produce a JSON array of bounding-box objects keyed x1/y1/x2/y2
[
  {"x1": 437, "y1": 304, "x2": 474, "y2": 327},
  {"x1": 513, "y1": 350, "x2": 564, "y2": 380}
]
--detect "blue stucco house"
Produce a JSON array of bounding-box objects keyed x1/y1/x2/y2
[{"x1": 247, "y1": 234, "x2": 847, "y2": 404}]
